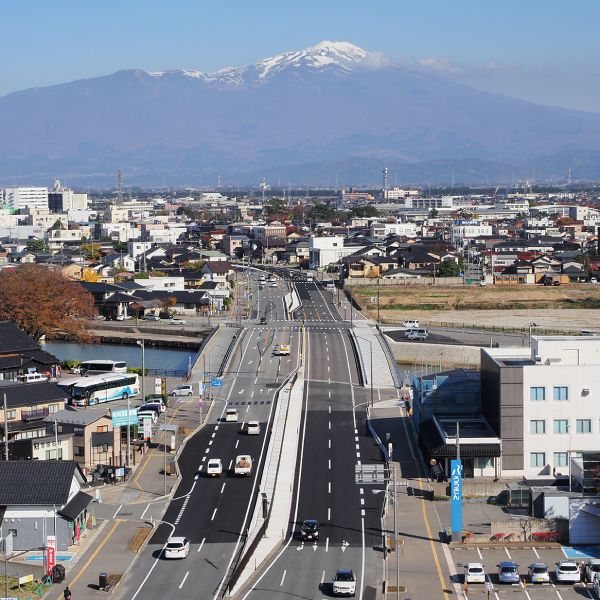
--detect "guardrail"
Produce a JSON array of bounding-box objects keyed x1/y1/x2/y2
[
  {"x1": 187, "y1": 324, "x2": 220, "y2": 379},
  {"x1": 348, "y1": 330, "x2": 365, "y2": 387},
  {"x1": 375, "y1": 325, "x2": 403, "y2": 388},
  {"x1": 218, "y1": 328, "x2": 244, "y2": 377}
]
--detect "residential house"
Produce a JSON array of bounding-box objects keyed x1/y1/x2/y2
[
  {"x1": 0, "y1": 460, "x2": 93, "y2": 551},
  {"x1": 201, "y1": 261, "x2": 232, "y2": 284}
]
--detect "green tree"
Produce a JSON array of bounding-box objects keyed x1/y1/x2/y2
[
  {"x1": 113, "y1": 242, "x2": 128, "y2": 254},
  {"x1": 26, "y1": 239, "x2": 50, "y2": 253},
  {"x1": 437, "y1": 260, "x2": 460, "y2": 277},
  {"x1": 351, "y1": 205, "x2": 379, "y2": 218},
  {"x1": 265, "y1": 197, "x2": 287, "y2": 216},
  {"x1": 311, "y1": 203, "x2": 336, "y2": 221},
  {"x1": 49, "y1": 219, "x2": 65, "y2": 231},
  {"x1": 428, "y1": 208, "x2": 439, "y2": 219}
]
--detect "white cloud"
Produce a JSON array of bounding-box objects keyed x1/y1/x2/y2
[{"x1": 416, "y1": 56, "x2": 463, "y2": 75}]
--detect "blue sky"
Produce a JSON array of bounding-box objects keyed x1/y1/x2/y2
[{"x1": 3, "y1": 0, "x2": 599, "y2": 111}]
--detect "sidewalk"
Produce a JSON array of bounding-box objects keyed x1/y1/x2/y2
[
  {"x1": 352, "y1": 323, "x2": 396, "y2": 388},
  {"x1": 38, "y1": 324, "x2": 242, "y2": 600}
]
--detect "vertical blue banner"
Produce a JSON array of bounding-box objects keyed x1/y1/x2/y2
[{"x1": 450, "y1": 459, "x2": 463, "y2": 534}]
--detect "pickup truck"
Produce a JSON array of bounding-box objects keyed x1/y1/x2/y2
[{"x1": 234, "y1": 455, "x2": 253, "y2": 477}]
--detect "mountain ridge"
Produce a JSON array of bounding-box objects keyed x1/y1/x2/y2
[{"x1": 1, "y1": 40, "x2": 599, "y2": 186}]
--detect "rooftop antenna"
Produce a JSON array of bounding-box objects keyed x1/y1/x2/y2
[{"x1": 382, "y1": 167, "x2": 389, "y2": 196}]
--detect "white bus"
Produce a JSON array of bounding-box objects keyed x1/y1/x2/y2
[
  {"x1": 60, "y1": 373, "x2": 140, "y2": 407},
  {"x1": 74, "y1": 360, "x2": 128, "y2": 376}
]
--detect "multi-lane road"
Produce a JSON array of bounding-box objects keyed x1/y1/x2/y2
[{"x1": 115, "y1": 271, "x2": 386, "y2": 600}]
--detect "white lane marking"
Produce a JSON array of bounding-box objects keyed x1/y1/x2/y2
[
  {"x1": 251, "y1": 390, "x2": 255, "y2": 398},
  {"x1": 321, "y1": 570, "x2": 326, "y2": 584},
  {"x1": 359, "y1": 487, "x2": 364, "y2": 495},
  {"x1": 360, "y1": 516, "x2": 366, "y2": 600},
  {"x1": 327, "y1": 366, "x2": 330, "y2": 372},
  {"x1": 328, "y1": 404, "x2": 331, "y2": 413},
  {"x1": 328, "y1": 391, "x2": 331, "y2": 399},
  {"x1": 504, "y1": 547, "x2": 512, "y2": 559},
  {"x1": 241, "y1": 421, "x2": 245, "y2": 430},
  {"x1": 325, "y1": 538, "x2": 329, "y2": 553},
  {"x1": 112, "y1": 504, "x2": 123, "y2": 519},
  {"x1": 328, "y1": 481, "x2": 331, "y2": 494},
  {"x1": 356, "y1": 452, "x2": 361, "y2": 458},
  {"x1": 328, "y1": 439, "x2": 331, "y2": 449},
  {"x1": 555, "y1": 592, "x2": 564, "y2": 600},
  {"x1": 246, "y1": 405, "x2": 250, "y2": 412},
  {"x1": 205, "y1": 448, "x2": 210, "y2": 454},
  {"x1": 214, "y1": 425, "x2": 218, "y2": 431},
  {"x1": 201, "y1": 456, "x2": 206, "y2": 462},
  {"x1": 328, "y1": 507, "x2": 331, "y2": 520},
  {"x1": 477, "y1": 547, "x2": 483, "y2": 559},
  {"x1": 211, "y1": 508, "x2": 217, "y2": 521},
  {"x1": 532, "y1": 547, "x2": 540, "y2": 559},
  {"x1": 220, "y1": 482, "x2": 226, "y2": 494},
  {"x1": 328, "y1": 459, "x2": 331, "y2": 470},
  {"x1": 211, "y1": 432, "x2": 216, "y2": 438},
  {"x1": 279, "y1": 570, "x2": 287, "y2": 587},
  {"x1": 235, "y1": 440, "x2": 239, "y2": 449},
  {"x1": 329, "y1": 421, "x2": 331, "y2": 430},
  {"x1": 361, "y1": 509, "x2": 365, "y2": 516},
  {"x1": 360, "y1": 498, "x2": 365, "y2": 506},
  {"x1": 208, "y1": 440, "x2": 213, "y2": 446},
  {"x1": 179, "y1": 571, "x2": 189, "y2": 589},
  {"x1": 228, "y1": 459, "x2": 233, "y2": 470},
  {"x1": 197, "y1": 537, "x2": 205, "y2": 553},
  {"x1": 355, "y1": 436, "x2": 359, "y2": 442},
  {"x1": 355, "y1": 444, "x2": 360, "y2": 450},
  {"x1": 140, "y1": 503, "x2": 150, "y2": 520}
]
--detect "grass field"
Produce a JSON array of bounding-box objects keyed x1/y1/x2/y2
[{"x1": 349, "y1": 283, "x2": 600, "y2": 331}]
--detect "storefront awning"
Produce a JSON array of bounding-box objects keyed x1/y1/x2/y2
[{"x1": 58, "y1": 491, "x2": 93, "y2": 521}]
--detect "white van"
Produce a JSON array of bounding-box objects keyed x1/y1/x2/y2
[
  {"x1": 17, "y1": 373, "x2": 48, "y2": 383},
  {"x1": 405, "y1": 328, "x2": 429, "y2": 341}
]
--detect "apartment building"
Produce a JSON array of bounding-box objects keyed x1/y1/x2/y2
[
  {"x1": 481, "y1": 336, "x2": 600, "y2": 478},
  {"x1": 3, "y1": 187, "x2": 48, "y2": 211}
]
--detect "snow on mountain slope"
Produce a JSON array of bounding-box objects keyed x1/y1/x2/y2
[{"x1": 147, "y1": 40, "x2": 371, "y2": 85}]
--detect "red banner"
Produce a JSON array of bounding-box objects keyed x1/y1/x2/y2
[
  {"x1": 75, "y1": 522, "x2": 81, "y2": 543},
  {"x1": 46, "y1": 546, "x2": 55, "y2": 572}
]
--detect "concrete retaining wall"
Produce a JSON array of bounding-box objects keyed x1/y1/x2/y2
[
  {"x1": 385, "y1": 338, "x2": 481, "y2": 369},
  {"x1": 345, "y1": 277, "x2": 464, "y2": 287},
  {"x1": 464, "y1": 518, "x2": 568, "y2": 543},
  {"x1": 431, "y1": 480, "x2": 508, "y2": 498}
]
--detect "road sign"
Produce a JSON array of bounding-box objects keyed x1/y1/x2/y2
[
  {"x1": 211, "y1": 378, "x2": 223, "y2": 387},
  {"x1": 355, "y1": 464, "x2": 385, "y2": 484},
  {"x1": 111, "y1": 408, "x2": 138, "y2": 427}
]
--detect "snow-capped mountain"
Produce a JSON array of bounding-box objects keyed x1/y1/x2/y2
[
  {"x1": 147, "y1": 41, "x2": 371, "y2": 85},
  {"x1": 1, "y1": 40, "x2": 600, "y2": 186}
]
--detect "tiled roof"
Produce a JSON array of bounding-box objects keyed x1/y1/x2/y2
[
  {"x1": 0, "y1": 460, "x2": 81, "y2": 505},
  {"x1": 0, "y1": 321, "x2": 39, "y2": 353},
  {"x1": 0, "y1": 381, "x2": 69, "y2": 409}
]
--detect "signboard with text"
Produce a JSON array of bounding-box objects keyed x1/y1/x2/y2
[
  {"x1": 46, "y1": 535, "x2": 56, "y2": 572},
  {"x1": 111, "y1": 408, "x2": 138, "y2": 427},
  {"x1": 450, "y1": 459, "x2": 463, "y2": 535}
]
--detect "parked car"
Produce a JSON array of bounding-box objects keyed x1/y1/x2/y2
[
  {"x1": 405, "y1": 328, "x2": 429, "y2": 341},
  {"x1": 206, "y1": 458, "x2": 223, "y2": 477},
  {"x1": 497, "y1": 561, "x2": 520, "y2": 584},
  {"x1": 137, "y1": 409, "x2": 158, "y2": 424},
  {"x1": 402, "y1": 319, "x2": 419, "y2": 329},
  {"x1": 465, "y1": 562, "x2": 486, "y2": 584},
  {"x1": 260, "y1": 317, "x2": 268, "y2": 325},
  {"x1": 300, "y1": 519, "x2": 319, "y2": 541},
  {"x1": 332, "y1": 569, "x2": 357, "y2": 596},
  {"x1": 225, "y1": 408, "x2": 238, "y2": 422},
  {"x1": 164, "y1": 536, "x2": 190, "y2": 559},
  {"x1": 138, "y1": 401, "x2": 165, "y2": 414},
  {"x1": 555, "y1": 560, "x2": 580, "y2": 584},
  {"x1": 246, "y1": 421, "x2": 260, "y2": 435},
  {"x1": 585, "y1": 559, "x2": 600, "y2": 582},
  {"x1": 528, "y1": 563, "x2": 550, "y2": 584},
  {"x1": 144, "y1": 314, "x2": 160, "y2": 321},
  {"x1": 170, "y1": 318, "x2": 186, "y2": 325},
  {"x1": 170, "y1": 384, "x2": 193, "y2": 397}
]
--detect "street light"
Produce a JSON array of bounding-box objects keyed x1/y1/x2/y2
[
  {"x1": 373, "y1": 463, "x2": 400, "y2": 600},
  {"x1": 354, "y1": 334, "x2": 374, "y2": 407},
  {"x1": 134, "y1": 339, "x2": 146, "y2": 468}
]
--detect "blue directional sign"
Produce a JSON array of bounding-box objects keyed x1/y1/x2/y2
[
  {"x1": 111, "y1": 408, "x2": 138, "y2": 427},
  {"x1": 211, "y1": 378, "x2": 223, "y2": 387},
  {"x1": 450, "y1": 459, "x2": 463, "y2": 535}
]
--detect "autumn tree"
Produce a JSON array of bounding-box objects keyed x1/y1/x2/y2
[
  {"x1": 0, "y1": 265, "x2": 96, "y2": 341},
  {"x1": 80, "y1": 267, "x2": 101, "y2": 282}
]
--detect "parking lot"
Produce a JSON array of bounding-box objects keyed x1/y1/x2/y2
[{"x1": 453, "y1": 545, "x2": 599, "y2": 598}]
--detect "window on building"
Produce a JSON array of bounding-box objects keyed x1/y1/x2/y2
[
  {"x1": 553, "y1": 386, "x2": 569, "y2": 401},
  {"x1": 554, "y1": 452, "x2": 568, "y2": 467},
  {"x1": 96, "y1": 425, "x2": 108, "y2": 433},
  {"x1": 530, "y1": 420, "x2": 546, "y2": 435},
  {"x1": 8, "y1": 529, "x2": 17, "y2": 538},
  {"x1": 73, "y1": 427, "x2": 84, "y2": 436},
  {"x1": 530, "y1": 387, "x2": 545, "y2": 401},
  {"x1": 48, "y1": 404, "x2": 60, "y2": 414},
  {"x1": 45, "y1": 449, "x2": 63, "y2": 460},
  {"x1": 576, "y1": 419, "x2": 592, "y2": 434},
  {"x1": 96, "y1": 443, "x2": 109, "y2": 453},
  {"x1": 5, "y1": 410, "x2": 16, "y2": 420},
  {"x1": 476, "y1": 457, "x2": 493, "y2": 469},
  {"x1": 74, "y1": 446, "x2": 84, "y2": 456},
  {"x1": 530, "y1": 452, "x2": 546, "y2": 468},
  {"x1": 553, "y1": 419, "x2": 569, "y2": 434}
]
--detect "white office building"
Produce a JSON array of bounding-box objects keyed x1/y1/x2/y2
[
  {"x1": 481, "y1": 336, "x2": 600, "y2": 478},
  {"x1": 370, "y1": 221, "x2": 417, "y2": 238},
  {"x1": 309, "y1": 236, "x2": 362, "y2": 269},
  {"x1": 450, "y1": 221, "x2": 493, "y2": 248},
  {"x1": 4, "y1": 187, "x2": 48, "y2": 211}
]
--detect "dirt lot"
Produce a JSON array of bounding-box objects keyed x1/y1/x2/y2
[{"x1": 350, "y1": 284, "x2": 600, "y2": 332}]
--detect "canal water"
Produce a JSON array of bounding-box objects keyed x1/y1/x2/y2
[{"x1": 41, "y1": 341, "x2": 196, "y2": 374}]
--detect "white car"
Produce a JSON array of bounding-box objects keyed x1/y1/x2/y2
[
  {"x1": 206, "y1": 458, "x2": 223, "y2": 477},
  {"x1": 585, "y1": 559, "x2": 600, "y2": 583},
  {"x1": 225, "y1": 408, "x2": 238, "y2": 422},
  {"x1": 246, "y1": 421, "x2": 260, "y2": 435},
  {"x1": 137, "y1": 409, "x2": 158, "y2": 424},
  {"x1": 273, "y1": 344, "x2": 290, "y2": 356},
  {"x1": 269, "y1": 282, "x2": 278, "y2": 287},
  {"x1": 555, "y1": 560, "x2": 580, "y2": 584},
  {"x1": 528, "y1": 562, "x2": 550, "y2": 584},
  {"x1": 332, "y1": 569, "x2": 356, "y2": 596},
  {"x1": 402, "y1": 319, "x2": 419, "y2": 330},
  {"x1": 465, "y1": 562, "x2": 486, "y2": 584},
  {"x1": 164, "y1": 536, "x2": 190, "y2": 559},
  {"x1": 170, "y1": 384, "x2": 193, "y2": 397},
  {"x1": 170, "y1": 318, "x2": 186, "y2": 325}
]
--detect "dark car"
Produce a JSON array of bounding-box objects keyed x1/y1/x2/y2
[
  {"x1": 260, "y1": 317, "x2": 267, "y2": 325},
  {"x1": 300, "y1": 519, "x2": 319, "y2": 541}
]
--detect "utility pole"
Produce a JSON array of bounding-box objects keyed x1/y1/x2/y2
[
  {"x1": 3, "y1": 394, "x2": 8, "y2": 461},
  {"x1": 393, "y1": 464, "x2": 400, "y2": 600}
]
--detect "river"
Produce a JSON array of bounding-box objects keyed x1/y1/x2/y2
[{"x1": 41, "y1": 341, "x2": 196, "y2": 373}]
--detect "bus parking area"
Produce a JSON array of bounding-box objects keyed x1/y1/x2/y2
[{"x1": 453, "y1": 544, "x2": 600, "y2": 599}]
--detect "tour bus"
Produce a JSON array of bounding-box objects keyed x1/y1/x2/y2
[
  {"x1": 59, "y1": 373, "x2": 140, "y2": 407},
  {"x1": 73, "y1": 360, "x2": 127, "y2": 376}
]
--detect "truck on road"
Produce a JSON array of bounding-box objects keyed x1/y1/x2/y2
[{"x1": 234, "y1": 455, "x2": 253, "y2": 476}]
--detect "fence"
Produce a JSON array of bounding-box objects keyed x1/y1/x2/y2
[{"x1": 345, "y1": 277, "x2": 464, "y2": 287}]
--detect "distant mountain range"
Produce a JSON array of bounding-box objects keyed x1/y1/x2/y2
[{"x1": 2, "y1": 40, "x2": 600, "y2": 187}]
